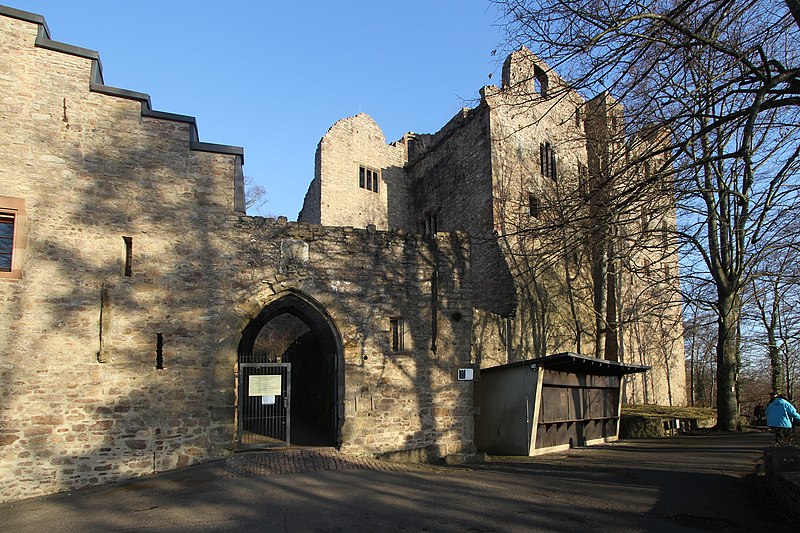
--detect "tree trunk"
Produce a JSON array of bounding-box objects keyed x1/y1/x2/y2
[
  {"x1": 786, "y1": 0, "x2": 800, "y2": 32},
  {"x1": 767, "y1": 328, "x2": 782, "y2": 394},
  {"x1": 716, "y1": 291, "x2": 740, "y2": 430},
  {"x1": 592, "y1": 237, "x2": 607, "y2": 358}
]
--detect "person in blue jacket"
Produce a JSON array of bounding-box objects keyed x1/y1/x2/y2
[{"x1": 765, "y1": 392, "x2": 800, "y2": 438}]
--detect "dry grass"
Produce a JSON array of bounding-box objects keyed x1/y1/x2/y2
[{"x1": 621, "y1": 404, "x2": 716, "y2": 420}]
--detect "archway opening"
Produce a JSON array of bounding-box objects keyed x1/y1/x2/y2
[{"x1": 237, "y1": 293, "x2": 341, "y2": 448}]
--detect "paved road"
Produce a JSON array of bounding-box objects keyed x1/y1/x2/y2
[{"x1": 0, "y1": 432, "x2": 793, "y2": 532}]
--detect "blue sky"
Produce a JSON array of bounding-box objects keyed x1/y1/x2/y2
[{"x1": 9, "y1": 1, "x2": 506, "y2": 219}]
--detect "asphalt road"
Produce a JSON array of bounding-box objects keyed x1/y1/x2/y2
[{"x1": 1, "y1": 431, "x2": 793, "y2": 532}]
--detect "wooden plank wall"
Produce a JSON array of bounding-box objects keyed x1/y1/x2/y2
[{"x1": 535, "y1": 371, "x2": 620, "y2": 450}]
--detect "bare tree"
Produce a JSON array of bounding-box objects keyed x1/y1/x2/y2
[
  {"x1": 244, "y1": 175, "x2": 268, "y2": 215},
  {"x1": 684, "y1": 302, "x2": 718, "y2": 407},
  {"x1": 746, "y1": 239, "x2": 800, "y2": 396},
  {"x1": 495, "y1": 0, "x2": 800, "y2": 429}
]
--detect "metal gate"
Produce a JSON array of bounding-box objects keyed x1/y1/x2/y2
[{"x1": 237, "y1": 363, "x2": 291, "y2": 448}]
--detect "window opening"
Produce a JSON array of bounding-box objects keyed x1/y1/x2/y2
[
  {"x1": 424, "y1": 212, "x2": 438, "y2": 235},
  {"x1": 0, "y1": 213, "x2": 14, "y2": 272},
  {"x1": 528, "y1": 194, "x2": 540, "y2": 218},
  {"x1": 578, "y1": 162, "x2": 588, "y2": 197},
  {"x1": 123, "y1": 236, "x2": 133, "y2": 277},
  {"x1": 540, "y1": 142, "x2": 557, "y2": 180},
  {"x1": 390, "y1": 318, "x2": 405, "y2": 352},
  {"x1": 156, "y1": 333, "x2": 164, "y2": 369},
  {"x1": 503, "y1": 317, "x2": 513, "y2": 358},
  {"x1": 533, "y1": 65, "x2": 548, "y2": 96},
  {"x1": 359, "y1": 165, "x2": 379, "y2": 193},
  {"x1": 575, "y1": 106, "x2": 582, "y2": 128}
]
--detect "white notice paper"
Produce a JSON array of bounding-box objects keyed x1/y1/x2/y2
[{"x1": 249, "y1": 374, "x2": 282, "y2": 396}]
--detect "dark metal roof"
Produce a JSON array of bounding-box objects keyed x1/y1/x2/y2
[{"x1": 482, "y1": 352, "x2": 649, "y2": 376}]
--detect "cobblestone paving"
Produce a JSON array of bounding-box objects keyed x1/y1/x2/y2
[{"x1": 224, "y1": 448, "x2": 415, "y2": 477}]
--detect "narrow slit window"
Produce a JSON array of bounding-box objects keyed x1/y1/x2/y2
[
  {"x1": 0, "y1": 213, "x2": 14, "y2": 272},
  {"x1": 156, "y1": 333, "x2": 164, "y2": 369},
  {"x1": 123, "y1": 236, "x2": 133, "y2": 277},
  {"x1": 424, "y1": 212, "x2": 438, "y2": 234},
  {"x1": 578, "y1": 162, "x2": 588, "y2": 197},
  {"x1": 540, "y1": 142, "x2": 556, "y2": 180},
  {"x1": 390, "y1": 318, "x2": 405, "y2": 352},
  {"x1": 503, "y1": 317, "x2": 513, "y2": 357}
]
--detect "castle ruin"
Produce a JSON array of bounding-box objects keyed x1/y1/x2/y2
[{"x1": 0, "y1": 6, "x2": 684, "y2": 502}]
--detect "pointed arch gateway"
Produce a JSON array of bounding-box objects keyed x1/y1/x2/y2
[{"x1": 236, "y1": 291, "x2": 343, "y2": 449}]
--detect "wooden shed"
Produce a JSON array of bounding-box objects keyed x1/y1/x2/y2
[{"x1": 474, "y1": 352, "x2": 648, "y2": 456}]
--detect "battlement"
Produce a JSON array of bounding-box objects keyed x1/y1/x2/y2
[{"x1": 0, "y1": 5, "x2": 244, "y2": 166}]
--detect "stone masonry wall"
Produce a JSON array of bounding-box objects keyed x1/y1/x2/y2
[
  {"x1": 405, "y1": 106, "x2": 517, "y2": 319},
  {"x1": 298, "y1": 114, "x2": 409, "y2": 230},
  {"x1": 229, "y1": 219, "x2": 474, "y2": 459},
  {"x1": 481, "y1": 49, "x2": 596, "y2": 362},
  {"x1": 0, "y1": 11, "x2": 476, "y2": 502},
  {"x1": 0, "y1": 12, "x2": 245, "y2": 501}
]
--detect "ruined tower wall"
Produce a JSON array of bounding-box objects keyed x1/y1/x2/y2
[
  {"x1": 298, "y1": 114, "x2": 409, "y2": 230},
  {"x1": 476, "y1": 49, "x2": 596, "y2": 367},
  {"x1": 403, "y1": 106, "x2": 520, "y2": 325}
]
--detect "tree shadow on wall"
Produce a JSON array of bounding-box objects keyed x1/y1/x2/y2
[{"x1": 2, "y1": 96, "x2": 240, "y2": 499}]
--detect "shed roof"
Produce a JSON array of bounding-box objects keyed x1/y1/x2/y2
[{"x1": 482, "y1": 352, "x2": 649, "y2": 376}]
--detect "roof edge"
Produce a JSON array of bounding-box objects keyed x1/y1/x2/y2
[{"x1": 482, "y1": 352, "x2": 650, "y2": 376}]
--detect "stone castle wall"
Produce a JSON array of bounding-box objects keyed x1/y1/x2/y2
[
  {"x1": 480, "y1": 49, "x2": 597, "y2": 363},
  {"x1": 0, "y1": 11, "x2": 244, "y2": 500},
  {"x1": 302, "y1": 47, "x2": 687, "y2": 406},
  {"x1": 0, "y1": 10, "x2": 476, "y2": 502},
  {"x1": 298, "y1": 114, "x2": 409, "y2": 230},
  {"x1": 230, "y1": 220, "x2": 474, "y2": 459},
  {"x1": 404, "y1": 106, "x2": 519, "y2": 318}
]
